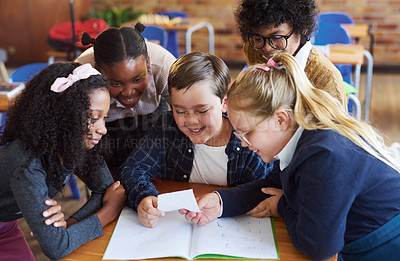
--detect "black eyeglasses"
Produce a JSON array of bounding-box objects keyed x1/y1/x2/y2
[{"x1": 248, "y1": 30, "x2": 294, "y2": 50}]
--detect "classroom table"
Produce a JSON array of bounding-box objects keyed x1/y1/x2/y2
[
  {"x1": 122, "y1": 18, "x2": 215, "y2": 55},
  {"x1": 327, "y1": 44, "x2": 373, "y2": 121},
  {"x1": 60, "y1": 180, "x2": 337, "y2": 261},
  {"x1": 341, "y1": 23, "x2": 374, "y2": 56}
]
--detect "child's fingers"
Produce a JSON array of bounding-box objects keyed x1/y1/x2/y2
[
  {"x1": 43, "y1": 204, "x2": 62, "y2": 217},
  {"x1": 178, "y1": 209, "x2": 188, "y2": 215},
  {"x1": 188, "y1": 213, "x2": 202, "y2": 225},
  {"x1": 261, "y1": 187, "x2": 282, "y2": 196},
  {"x1": 247, "y1": 205, "x2": 266, "y2": 216},
  {"x1": 198, "y1": 217, "x2": 209, "y2": 226},
  {"x1": 156, "y1": 209, "x2": 165, "y2": 217},
  {"x1": 44, "y1": 212, "x2": 65, "y2": 225},
  {"x1": 53, "y1": 220, "x2": 67, "y2": 228},
  {"x1": 248, "y1": 208, "x2": 270, "y2": 218},
  {"x1": 110, "y1": 181, "x2": 121, "y2": 190},
  {"x1": 140, "y1": 205, "x2": 165, "y2": 218},
  {"x1": 44, "y1": 199, "x2": 57, "y2": 206},
  {"x1": 139, "y1": 214, "x2": 160, "y2": 228}
]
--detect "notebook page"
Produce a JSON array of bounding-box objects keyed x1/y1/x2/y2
[
  {"x1": 103, "y1": 208, "x2": 192, "y2": 260},
  {"x1": 189, "y1": 215, "x2": 278, "y2": 259}
]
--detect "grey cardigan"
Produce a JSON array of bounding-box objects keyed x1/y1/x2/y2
[{"x1": 0, "y1": 140, "x2": 114, "y2": 260}]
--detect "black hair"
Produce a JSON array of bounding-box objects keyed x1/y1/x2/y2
[
  {"x1": 235, "y1": 0, "x2": 319, "y2": 44},
  {"x1": 0, "y1": 62, "x2": 109, "y2": 190},
  {"x1": 81, "y1": 23, "x2": 148, "y2": 69}
]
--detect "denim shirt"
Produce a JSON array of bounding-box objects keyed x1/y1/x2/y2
[{"x1": 117, "y1": 111, "x2": 274, "y2": 210}]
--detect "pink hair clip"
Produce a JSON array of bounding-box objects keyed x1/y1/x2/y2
[
  {"x1": 267, "y1": 58, "x2": 278, "y2": 68},
  {"x1": 50, "y1": 63, "x2": 101, "y2": 93},
  {"x1": 256, "y1": 66, "x2": 270, "y2": 72}
]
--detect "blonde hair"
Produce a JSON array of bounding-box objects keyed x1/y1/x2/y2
[{"x1": 228, "y1": 52, "x2": 400, "y2": 171}]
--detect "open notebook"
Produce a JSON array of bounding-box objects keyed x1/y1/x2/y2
[{"x1": 103, "y1": 207, "x2": 279, "y2": 260}]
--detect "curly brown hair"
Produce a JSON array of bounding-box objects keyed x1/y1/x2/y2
[
  {"x1": 235, "y1": 0, "x2": 319, "y2": 45},
  {"x1": 0, "y1": 62, "x2": 109, "y2": 190}
]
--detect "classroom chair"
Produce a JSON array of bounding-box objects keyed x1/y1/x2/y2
[
  {"x1": 8, "y1": 63, "x2": 49, "y2": 83},
  {"x1": 158, "y1": 10, "x2": 189, "y2": 57},
  {"x1": 141, "y1": 25, "x2": 168, "y2": 50},
  {"x1": 313, "y1": 23, "x2": 353, "y2": 85},
  {"x1": 343, "y1": 81, "x2": 361, "y2": 121},
  {"x1": 318, "y1": 12, "x2": 355, "y2": 25},
  {"x1": 317, "y1": 11, "x2": 356, "y2": 44},
  {"x1": 8, "y1": 63, "x2": 82, "y2": 200}
]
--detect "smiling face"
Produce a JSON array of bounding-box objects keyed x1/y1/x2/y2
[
  {"x1": 98, "y1": 56, "x2": 150, "y2": 108},
  {"x1": 252, "y1": 23, "x2": 301, "y2": 61},
  {"x1": 84, "y1": 89, "x2": 110, "y2": 150},
  {"x1": 227, "y1": 108, "x2": 292, "y2": 163},
  {"x1": 171, "y1": 81, "x2": 231, "y2": 147}
]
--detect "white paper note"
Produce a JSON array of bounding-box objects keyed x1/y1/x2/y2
[{"x1": 157, "y1": 189, "x2": 200, "y2": 212}]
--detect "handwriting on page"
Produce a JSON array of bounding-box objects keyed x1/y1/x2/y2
[{"x1": 190, "y1": 215, "x2": 278, "y2": 259}]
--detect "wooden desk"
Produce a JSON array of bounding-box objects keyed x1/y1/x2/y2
[
  {"x1": 328, "y1": 44, "x2": 364, "y2": 65},
  {"x1": 122, "y1": 18, "x2": 215, "y2": 55},
  {"x1": 341, "y1": 23, "x2": 374, "y2": 55},
  {"x1": 60, "y1": 180, "x2": 337, "y2": 261}
]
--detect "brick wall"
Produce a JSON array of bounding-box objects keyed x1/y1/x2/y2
[
  {"x1": 92, "y1": 0, "x2": 400, "y2": 66},
  {"x1": 319, "y1": 0, "x2": 400, "y2": 66}
]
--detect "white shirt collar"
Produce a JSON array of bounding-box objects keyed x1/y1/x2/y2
[
  {"x1": 274, "y1": 126, "x2": 304, "y2": 170},
  {"x1": 294, "y1": 41, "x2": 312, "y2": 70}
]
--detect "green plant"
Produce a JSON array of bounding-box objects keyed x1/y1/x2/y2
[{"x1": 89, "y1": 4, "x2": 146, "y2": 27}]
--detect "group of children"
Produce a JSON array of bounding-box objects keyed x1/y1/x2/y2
[{"x1": 0, "y1": 0, "x2": 399, "y2": 260}]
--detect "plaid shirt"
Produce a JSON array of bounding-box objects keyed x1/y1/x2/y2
[{"x1": 117, "y1": 111, "x2": 274, "y2": 211}]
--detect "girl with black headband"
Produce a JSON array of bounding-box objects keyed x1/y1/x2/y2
[{"x1": 76, "y1": 23, "x2": 176, "y2": 171}]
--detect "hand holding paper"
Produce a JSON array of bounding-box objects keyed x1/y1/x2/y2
[
  {"x1": 137, "y1": 196, "x2": 165, "y2": 228},
  {"x1": 180, "y1": 192, "x2": 221, "y2": 226},
  {"x1": 157, "y1": 189, "x2": 200, "y2": 212},
  {"x1": 138, "y1": 189, "x2": 200, "y2": 228}
]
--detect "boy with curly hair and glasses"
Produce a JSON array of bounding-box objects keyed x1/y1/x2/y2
[{"x1": 236, "y1": 0, "x2": 346, "y2": 107}]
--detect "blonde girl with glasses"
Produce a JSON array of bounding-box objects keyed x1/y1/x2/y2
[{"x1": 180, "y1": 52, "x2": 400, "y2": 261}]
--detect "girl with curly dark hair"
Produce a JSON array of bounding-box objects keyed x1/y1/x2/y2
[
  {"x1": 76, "y1": 23, "x2": 176, "y2": 171},
  {"x1": 0, "y1": 63, "x2": 126, "y2": 260},
  {"x1": 235, "y1": 0, "x2": 347, "y2": 108}
]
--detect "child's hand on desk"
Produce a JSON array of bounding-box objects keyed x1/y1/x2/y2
[
  {"x1": 179, "y1": 192, "x2": 221, "y2": 226},
  {"x1": 247, "y1": 187, "x2": 283, "y2": 218},
  {"x1": 138, "y1": 196, "x2": 165, "y2": 228}
]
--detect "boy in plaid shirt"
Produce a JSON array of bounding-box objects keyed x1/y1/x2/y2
[{"x1": 118, "y1": 52, "x2": 273, "y2": 228}]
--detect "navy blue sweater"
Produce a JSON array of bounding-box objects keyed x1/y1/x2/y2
[{"x1": 218, "y1": 129, "x2": 400, "y2": 260}]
